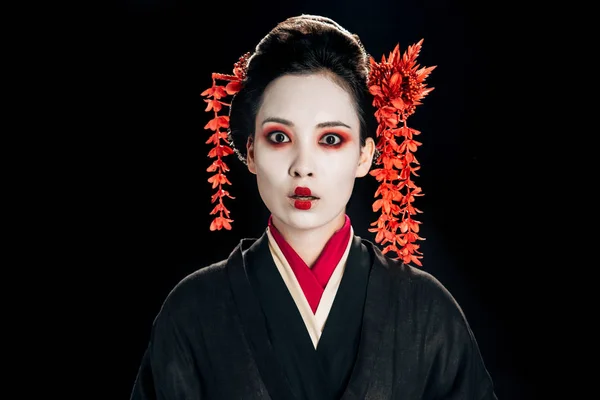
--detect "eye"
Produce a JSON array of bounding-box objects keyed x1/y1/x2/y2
[
  {"x1": 320, "y1": 134, "x2": 342, "y2": 146},
  {"x1": 267, "y1": 131, "x2": 290, "y2": 143}
]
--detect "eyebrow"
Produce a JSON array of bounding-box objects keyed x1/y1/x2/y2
[{"x1": 261, "y1": 117, "x2": 352, "y2": 129}]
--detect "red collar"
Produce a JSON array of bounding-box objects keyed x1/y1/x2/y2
[{"x1": 268, "y1": 215, "x2": 351, "y2": 313}]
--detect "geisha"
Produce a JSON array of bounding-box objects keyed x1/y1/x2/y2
[{"x1": 131, "y1": 14, "x2": 497, "y2": 400}]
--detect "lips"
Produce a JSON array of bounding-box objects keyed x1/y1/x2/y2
[
  {"x1": 290, "y1": 186, "x2": 319, "y2": 200},
  {"x1": 295, "y1": 187, "x2": 312, "y2": 196}
]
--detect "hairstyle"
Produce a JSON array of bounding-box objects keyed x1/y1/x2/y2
[
  {"x1": 205, "y1": 15, "x2": 435, "y2": 266},
  {"x1": 228, "y1": 14, "x2": 378, "y2": 164}
]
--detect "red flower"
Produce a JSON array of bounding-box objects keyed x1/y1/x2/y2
[
  {"x1": 367, "y1": 40, "x2": 436, "y2": 267},
  {"x1": 201, "y1": 52, "x2": 251, "y2": 231}
]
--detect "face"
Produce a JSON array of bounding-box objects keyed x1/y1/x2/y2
[{"x1": 246, "y1": 73, "x2": 375, "y2": 232}]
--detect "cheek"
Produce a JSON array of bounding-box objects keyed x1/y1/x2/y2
[
  {"x1": 254, "y1": 148, "x2": 287, "y2": 186},
  {"x1": 254, "y1": 146, "x2": 280, "y2": 171},
  {"x1": 318, "y1": 149, "x2": 360, "y2": 173},
  {"x1": 318, "y1": 154, "x2": 360, "y2": 189}
]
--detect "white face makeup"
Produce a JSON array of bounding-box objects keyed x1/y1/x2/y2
[{"x1": 246, "y1": 73, "x2": 374, "y2": 233}]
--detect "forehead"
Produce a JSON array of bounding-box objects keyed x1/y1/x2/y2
[{"x1": 257, "y1": 73, "x2": 359, "y2": 129}]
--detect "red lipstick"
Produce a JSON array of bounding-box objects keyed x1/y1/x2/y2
[
  {"x1": 290, "y1": 186, "x2": 318, "y2": 210},
  {"x1": 295, "y1": 187, "x2": 312, "y2": 196},
  {"x1": 294, "y1": 200, "x2": 312, "y2": 210}
]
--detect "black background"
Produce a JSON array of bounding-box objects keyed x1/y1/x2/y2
[{"x1": 95, "y1": 0, "x2": 549, "y2": 398}]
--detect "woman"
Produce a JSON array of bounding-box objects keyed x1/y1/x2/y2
[{"x1": 131, "y1": 15, "x2": 497, "y2": 400}]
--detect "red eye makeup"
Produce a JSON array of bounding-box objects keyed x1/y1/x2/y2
[
  {"x1": 319, "y1": 130, "x2": 352, "y2": 148},
  {"x1": 263, "y1": 124, "x2": 292, "y2": 145},
  {"x1": 261, "y1": 122, "x2": 354, "y2": 148}
]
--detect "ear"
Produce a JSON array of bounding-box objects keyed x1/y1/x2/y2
[
  {"x1": 246, "y1": 136, "x2": 257, "y2": 175},
  {"x1": 356, "y1": 137, "x2": 375, "y2": 178}
]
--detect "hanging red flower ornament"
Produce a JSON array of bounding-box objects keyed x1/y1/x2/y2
[
  {"x1": 367, "y1": 39, "x2": 436, "y2": 267},
  {"x1": 201, "y1": 52, "x2": 251, "y2": 231}
]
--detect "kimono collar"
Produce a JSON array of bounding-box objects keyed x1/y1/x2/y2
[{"x1": 267, "y1": 214, "x2": 352, "y2": 313}]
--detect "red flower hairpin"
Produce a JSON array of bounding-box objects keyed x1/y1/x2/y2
[
  {"x1": 201, "y1": 52, "x2": 251, "y2": 231},
  {"x1": 367, "y1": 39, "x2": 436, "y2": 267}
]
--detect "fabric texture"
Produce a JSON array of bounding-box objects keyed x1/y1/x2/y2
[
  {"x1": 267, "y1": 214, "x2": 352, "y2": 314},
  {"x1": 130, "y1": 230, "x2": 498, "y2": 400},
  {"x1": 266, "y1": 216, "x2": 353, "y2": 348}
]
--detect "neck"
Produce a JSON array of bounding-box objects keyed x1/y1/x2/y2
[{"x1": 271, "y1": 211, "x2": 347, "y2": 268}]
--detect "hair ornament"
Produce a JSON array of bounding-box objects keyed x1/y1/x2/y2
[
  {"x1": 201, "y1": 52, "x2": 251, "y2": 231},
  {"x1": 367, "y1": 39, "x2": 436, "y2": 267}
]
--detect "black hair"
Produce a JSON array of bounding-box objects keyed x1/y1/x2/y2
[{"x1": 228, "y1": 14, "x2": 378, "y2": 164}]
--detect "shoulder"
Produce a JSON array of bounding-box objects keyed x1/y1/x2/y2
[
  {"x1": 360, "y1": 237, "x2": 468, "y2": 323},
  {"x1": 174, "y1": 259, "x2": 229, "y2": 297},
  {"x1": 154, "y1": 255, "x2": 233, "y2": 324},
  {"x1": 155, "y1": 236, "x2": 260, "y2": 321}
]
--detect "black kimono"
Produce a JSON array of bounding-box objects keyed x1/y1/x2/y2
[{"x1": 131, "y1": 231, "x2": 497, "y2": 399}]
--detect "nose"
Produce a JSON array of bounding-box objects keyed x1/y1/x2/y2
[{"x1": 288, "y1": 147, "x2": 314, "y2": 178}]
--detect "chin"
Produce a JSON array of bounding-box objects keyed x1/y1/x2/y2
[
  {"x1": 289, "y1": 214, "x2": 321, "y2": 230},
  {"x1": 273, "y1": 209, "x2": 323, "y2": 231}
]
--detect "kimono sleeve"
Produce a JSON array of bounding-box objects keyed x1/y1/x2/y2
[
  {"x1": 130, "y1": 287, "x2": 203, "y2": 400},
  {"x1": 421, "y1": 275, "x2": 498, "y2": 400}
]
